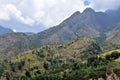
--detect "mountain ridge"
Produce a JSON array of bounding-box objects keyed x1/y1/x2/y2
[
  {"x1": 1, "y1": 7, "x2": 120, "y2": 79},
  {"x1": 0, "y1": 8, "x2": 120, "y2": 59},
  {"x1": 31, "y1": 8, "x2": 114, "y2": 46}
]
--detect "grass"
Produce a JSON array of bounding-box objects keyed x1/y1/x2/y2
[{"x1": 100, "y1": 49, "x2": 120, "y2": 57}]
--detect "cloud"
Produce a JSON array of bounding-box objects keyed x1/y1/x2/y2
[
  {"x1": 90, "y1": 0, "x2": 120, "y2": 11},
  {"x1": 13, "y1": 29, "x2": 17, "y2": 32},
  {"x1": 0, "y1": 0, "x2": 87, "y2": 28},
  {"x1": 16, "y1": 0, "x2": 87, "y2": 27},
  {"x1": 0, "y1": 5, "x2": 9, "y2": 20},
  {"x1": 6, "y1": 4, "x2": 35, "y2": 25},
  {"x1": 0, "y1": 3, "x2": 34, "y2": 26},
  {"x1": 0, "y1": 0, "x2": 120, "y2": 32}
]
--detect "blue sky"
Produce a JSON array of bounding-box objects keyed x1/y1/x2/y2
[
  {"x1": 0, "y1": 0, "x2": 120, "y2": 32},
  {"x1": 84, "y1": 0, "x2": 90, "y2": 6}
]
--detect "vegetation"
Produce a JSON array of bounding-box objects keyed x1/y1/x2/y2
[
  {"x1": 0, "y1": 38, "x2": 120, "y2": 80},
  {"x1": 0, "y1": 60, "x2": 6, "y2": 76},
  {"x1": 1, "y1": 50, "x2": 120, "y2": 80},
  {"x1": 1, "y1": 7, "x2": 120, "y2": 80}
]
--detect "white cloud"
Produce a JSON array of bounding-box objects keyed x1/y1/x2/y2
[
  {"x1": 0, "y1": 5, "x2": 9, "y2": 20},
  {"x1": 34, "y1": 0, "x2": 87, "y2": 27},
  {"x1": 14, "y1": 0, "x2": 87, "y2": 27},
  {"x1": 0, "y1": 0, "x2": 120, "y2": 31},
  {"x1": 0, "y1": 2, "x2": 35, "y2": 26},
  {"x1": 0, "y1": 0, "x2": 87, "y2": 28},
  {"x1": 13, "y1": 29, "x2": 17, "y2": 32},
  {"x1": 6, "y1": 4, "x2": 34, "y2": 26},
  {"x1": 90, "y1": 0, "x2": 120, "y2": 11}
]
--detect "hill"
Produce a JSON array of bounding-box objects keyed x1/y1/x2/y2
[
  {"x1": 0, "y1": 33, "x2": 30, "y2": 59},
  {"x1": 1, "y1": 38, "x2": 120, "y2": 80}
]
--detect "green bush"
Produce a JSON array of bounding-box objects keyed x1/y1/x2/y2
[
  {"x1": 105, "y1": 51, "x2": 120, "y2": 60},
  {"x1": 114, "y1": 69, "x2": 120, "y2": 76}
]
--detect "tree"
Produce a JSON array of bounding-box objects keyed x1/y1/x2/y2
[{"x1": 25, "y1": 71, "x2": 31, "y2": 78}]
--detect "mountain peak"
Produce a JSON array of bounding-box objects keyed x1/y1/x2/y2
[
  {"x1": 70, "y1": 11, "x2": 81, "y2": 18},
  {"x1": 60, "y1": 11, "x2": 81, "y2": 26},
  {"x1": 83, "y1": 8, "x2": 95, "y2": 13},
  {"x1": 72, "y1": 11, "x2": 80, "y2": 15}
]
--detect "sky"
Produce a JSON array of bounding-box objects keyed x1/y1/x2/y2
[{"x1": 0, "y1": 0, "x2": 120, "y2": 32}]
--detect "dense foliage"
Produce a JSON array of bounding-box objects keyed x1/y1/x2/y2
[
  {"x1": 0, "y1": 38, "x2": 120, "y2": 80},
  {"x1": 1, "y1": 48, "x2": 120, "y2": 80}
]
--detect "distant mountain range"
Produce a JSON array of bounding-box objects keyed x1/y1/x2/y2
[
  {"x1": 0, "y1": 18, "x2": 46, "y2": 32},
  {"x1": 0, "y1": 8, "x2": 120, "y2": 59},
  {"x1": 0, "y1": 26, "x2": 13, "y2": 34}
]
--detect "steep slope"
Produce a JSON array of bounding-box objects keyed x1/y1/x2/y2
[
  {"x1": 106, "y1": 23, "x2": 120, "y2": 43},
  {"x1": 0, "y1": 33, "x2": 30, "y2": 59},
  {"x1": 0, "y1": 26, "x2": 13, "y2": 35},
  {"x1": 59, "y1": 37, "x2": 102, "y2": 59},
  {"x1": 102, "y1": 22, "x2": 120, "y2": 50},
  {"x1": 31, "y1": 8, "x2": 113, "y2": 48},
  {"x1": 106, "y1": 8, "x2": 120, "y2": 22},
  {"x1": 2, "y1": 39, "x2": 120, "y2": 80},
  {"x1": 31, "y1": 37, "x2": 102, "y2": 60},
  {"x1": 2, "y1": 37, "x2": 102, "y2": 79}
]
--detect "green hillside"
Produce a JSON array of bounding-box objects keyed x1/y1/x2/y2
[{"x1": 1, "y1": 37, "x2": 120, "y2": 80}]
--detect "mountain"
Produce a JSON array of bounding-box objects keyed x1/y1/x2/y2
[
  {"x1": 0, "y1": 33, "x2": 30, "y2": 59},
  {"x1": 102, "y1": 22, "x2": 120, "y2": 50},
  {"x1": 106, "y1": 8, "x2": 120, "y2": 22},
  {"x1": 0, "y1": 26, "x2": 13, "y2": 34},
  {"x1": 1, "y1": 7, "x2": 120, "y2": 80},
  {"x1": 31, "y1": 8, "x2": 114, "y2": 48},
  {"x1": 30, "y1": 8, "x2": 120, "y2": 53},
  {"x1": 0, "y1": 8, "x2": 120, "y2": 59},
  {"x1": 102, "y1": 8, "x2": 120, "y2": 50},
  {"x1": 1, "y1": 38, "x2": 120, "y2": 80},
  {"x1": 1, "y1": 37, "x2": 103, "y2": 79},
  {"x1": 24, "y1": 32, "x2": 35, "y2": 35}
]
